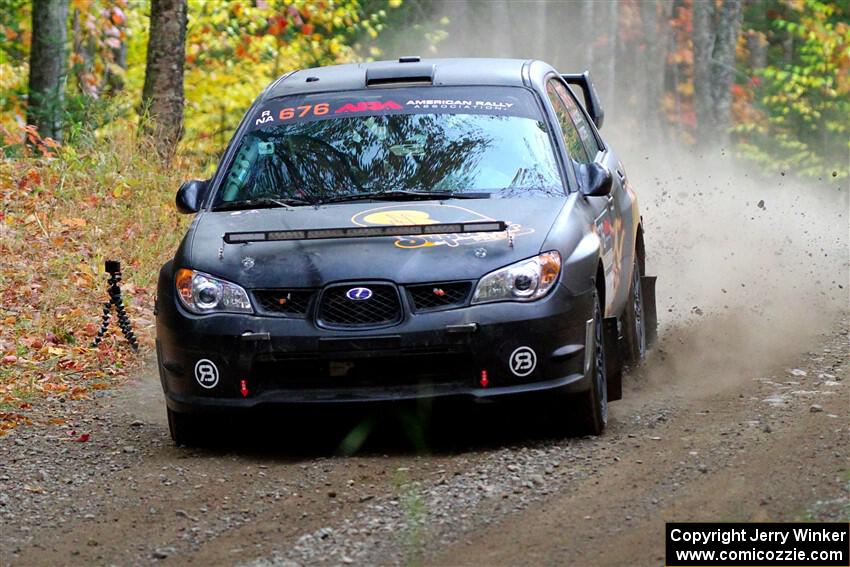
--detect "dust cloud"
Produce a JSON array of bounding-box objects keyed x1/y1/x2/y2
[
  {"x1": 387, "y1": 0, "x2": 850, "y2": 390},
  {"x1": 633, "y1": 147, "x2": 848, "y2": 391}
]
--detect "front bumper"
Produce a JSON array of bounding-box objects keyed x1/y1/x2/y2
[{"x1": 156, "y1": 275, "x2": 595, "y2": 413}]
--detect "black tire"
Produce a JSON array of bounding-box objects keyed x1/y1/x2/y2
[
  {"x1": 570, "y1": 287, "x2": 608, "y2": 436},
  {"x1": 621, "y1": 257, "x2": 647, "y2": 364},
  {"x1": 167, "y1": 408, "x2": 207, "y2": 447}
]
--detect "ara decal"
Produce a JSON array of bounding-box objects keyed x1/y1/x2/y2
[{"x1": 335, "y1": 100, "x2": 402, "y2": 114}]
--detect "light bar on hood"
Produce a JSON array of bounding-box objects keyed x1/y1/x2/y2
[{"x1": 223, "y1": 221, "x2": 508, "y2": 244}]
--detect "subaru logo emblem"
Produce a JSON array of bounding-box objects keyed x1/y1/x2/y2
[{"x1": 345, "y1": 287, "x2": 372, "y2": 301}]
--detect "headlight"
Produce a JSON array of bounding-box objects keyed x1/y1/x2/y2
[
  {"x1": 471, "y1": 251, "x2": 561, "y2": 304},
  {"x1": 175, "y1": 269, "x2": 253, "y2": 314}
]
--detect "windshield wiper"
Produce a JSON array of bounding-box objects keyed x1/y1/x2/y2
[
  {"x1": 317, "y1": 190, "x2": 490, "y2": 204},
  {"x1": 213, "y1": 197, "x2": 313, "y2": 211}
]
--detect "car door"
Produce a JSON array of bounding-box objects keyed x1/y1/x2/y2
[
  {"x1": 545, "y1": 78, "x2": 629, "y2": 316},
  {"x1": 554, "y1": 80, "x2": 637, "y2": 317}
]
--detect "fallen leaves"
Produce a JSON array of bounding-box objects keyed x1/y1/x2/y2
[
  {"x1": 60, "y1": 217, "x2": 87, "y2": 228},
  {"x1": 0, "y1": 135, "x2": 194, "y2": 437},
  {"x1": 0, "y1": 412, "x2": 31, "y2": 435}
]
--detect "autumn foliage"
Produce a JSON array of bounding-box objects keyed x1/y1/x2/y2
[{"x1": 0, "y1": 128, "x2": 197, "y2": 434}]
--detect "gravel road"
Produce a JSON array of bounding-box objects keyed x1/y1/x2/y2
[{"x1": 2, "y1": 315, "x2": 846, "y2": 567}]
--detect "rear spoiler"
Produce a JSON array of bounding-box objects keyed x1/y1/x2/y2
[
  {"x1": 224, "y1": 221, "x2": 508, "y2": 244},
  {"x1": 561, "y1": 71, "x2": 605, "y2": 129}
]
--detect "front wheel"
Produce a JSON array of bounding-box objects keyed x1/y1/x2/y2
[
  {"x1": 167, "y1": 408, "x2": 209, "y2": 447},
  {"x1": 570, "y1": 287, "x2": 608, "y2": 436}
]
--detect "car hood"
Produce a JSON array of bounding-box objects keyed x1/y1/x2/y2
[{"x1": 187, "y1": 198, "x2": 568, "y2": 288}]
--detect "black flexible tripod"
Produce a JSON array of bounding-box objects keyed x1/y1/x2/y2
[{"x1": 92, "y1": 260, "x2": 139, "y2": 351}]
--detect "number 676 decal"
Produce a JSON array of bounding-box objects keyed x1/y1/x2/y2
[{"x1": 279, "y1": 103, "x2": 329, "y2": 120}]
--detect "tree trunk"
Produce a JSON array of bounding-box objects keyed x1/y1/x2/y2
[
  {"x1": 543, "y1": 1, "x2": 562, "y2": 67},
  {"x1": 692, "y1": 0, "x2": 742, "y2": 146},
  {"x1": 105, "y1": 3, "x2": 128, "y2": 95},
  {"x1": 604, "y1": 0, "x2": 618, "y2": 112},
  {"x1": 530, "y1": 0, "x2": 547, "y2": 60},
  {"x1": 72, "y1": 8, "x2": 96, "y2": 98},
  {"x1": 640, "y1": 0, "x2": 674, "y2": 144},
  {"x1": 490, "y1": 1, "x2": 511, "y2": 57},
  {"x1": 711, "y1": 0, "x2": 742, "y2": 146},
  {"x1": 581, "y1": 0, "x2": 594, "y2": 70},
  {"x1": 106, "y1": 39, "x2": 128, "y2": 94},
  {"x1": 140, "y1": 0, "x2": 188, "y2": 159},
  {"x1": 692, "y1": 0, "x2": 715, "y2": 144},
  {"x1": 655, "y1": 1, "x2": 674, "y2": 144},
  {"x1": 746, "y1": 30, "x2": 767, "y2": 72},
  {"x1": 27, "y1": 0, "x2": 69, "y2": 143},
  {"x1": 639, "y1": 1, "x2": 660, "y2": 140}
]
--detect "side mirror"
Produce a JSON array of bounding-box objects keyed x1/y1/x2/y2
[
  {"x1": 580, "y1": 163, "x2": 613, "y2": 197},
  {"x1": 176, "y1": 179, "x2": 209, "y2": 214}
]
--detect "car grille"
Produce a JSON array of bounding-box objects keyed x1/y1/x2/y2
[
  {"x1": 317, "y1": 283, "x2": 402, "y2": 329},
  {"x1": 253, "y1": 350, "x2": 473, "y2": 390},
  {"x1": 407, "y1": 281, "x2": 472, "y2": 312},
  {"x1": 253, "y1": 289, "x2": 315, "y2": 317}
]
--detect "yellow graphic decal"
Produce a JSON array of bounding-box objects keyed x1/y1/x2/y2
[
  {"x1": 395, "y1": 223, "x2": 534, "y2": 249},
  {"x1": 351, "y1": 204, "x2": 535, "y2": 250},
  {"x1": 361, "y1": 209, "x2": 439, "y2": 226}
]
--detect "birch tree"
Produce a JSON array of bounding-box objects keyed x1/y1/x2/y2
[
  {"x1": 27, "y1": 0, "x2": 69, "y2": 143},
  {"x1": 692, "y1": 0, "x2": 743, "y2": 146}
]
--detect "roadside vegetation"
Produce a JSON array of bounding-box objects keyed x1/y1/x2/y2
[
  {"x1": 0, "y1": 0, "x2": 847, "y2": 435},
  {"x1": 0, "y1": 128, "x2": 193, "y2": 432}
]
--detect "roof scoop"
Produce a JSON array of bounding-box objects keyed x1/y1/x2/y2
[{"x1": 366, "y1": 62, "x2": 434, "y2": 87}]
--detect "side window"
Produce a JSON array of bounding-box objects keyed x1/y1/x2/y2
[
  {"x1": 552, "y1": 81, "x2": 602, "y2": 159},
  {"x1": 546, "y1": 80, "x2": 589, "y2": 165}
]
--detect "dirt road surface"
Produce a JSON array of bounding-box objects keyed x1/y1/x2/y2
[{"x1": 2, "y1": 314, "x2": 847, "y2": 567}]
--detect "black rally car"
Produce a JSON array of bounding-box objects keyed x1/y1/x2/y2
[{"x1": 155, "y1": 57, "x2": 657, "y2": 445}]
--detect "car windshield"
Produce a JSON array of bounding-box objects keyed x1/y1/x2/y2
[{"x1": 214, "y1": 86, "x2": 564, "y2": 208}]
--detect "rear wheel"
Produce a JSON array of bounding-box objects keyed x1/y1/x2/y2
[
  {"x1": 167, "y1": 408, "x2": 208, "y2": 447},
  {"x1": 622, "y1": 257, "x2": 647, "y2": 364},
  {"x1": 570, "y1": 287, "x2": 608, "y2": 435}
]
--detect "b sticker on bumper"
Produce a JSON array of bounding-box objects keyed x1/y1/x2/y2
[
  {"x1": 194, "y1": 359, "x2": 219, "y2": 389},
  {"x1": 509, "y1": 346, "x2": 537, "y2": 377}
]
